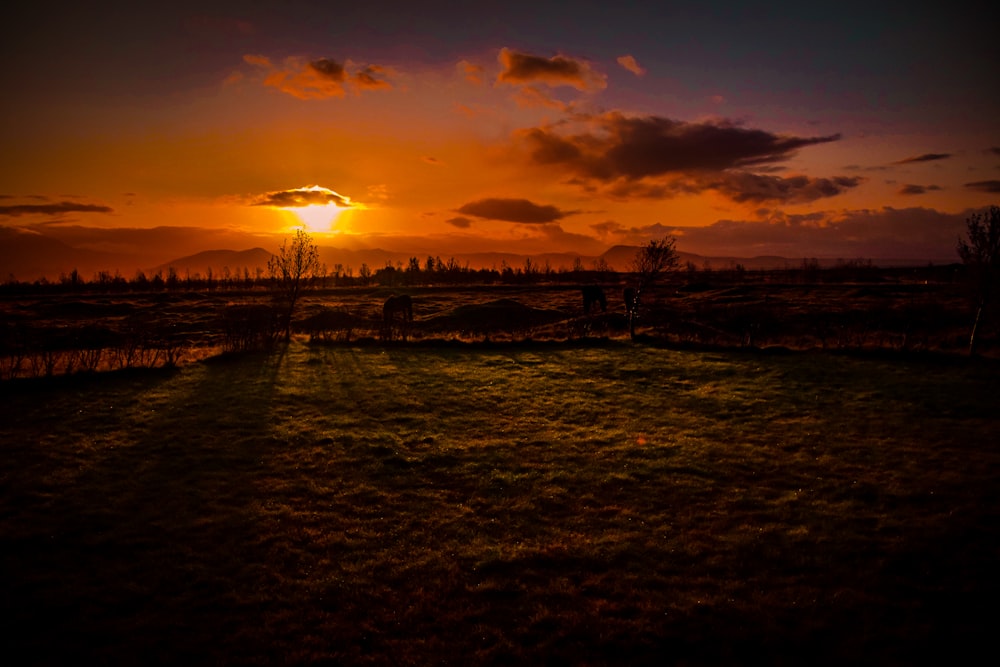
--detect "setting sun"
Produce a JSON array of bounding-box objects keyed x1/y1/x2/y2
[{"x1": 290, "y1": 202, "x2": 345, "y2": 232}]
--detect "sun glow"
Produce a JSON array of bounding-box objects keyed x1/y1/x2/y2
[{"x1": 289, "y1": 203, "x2": 345, "y2": 232}]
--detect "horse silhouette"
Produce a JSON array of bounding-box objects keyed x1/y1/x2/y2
[
  {"x1": 582, "y1": 285, "x2": 607, "y2": 314},
  {"x1": 382, "y1": 294, "x2": 413, "y2": 341}
]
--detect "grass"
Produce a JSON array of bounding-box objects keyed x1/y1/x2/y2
[{"x1": 2, "y1": 341, "x2": 998, "y2": 665}]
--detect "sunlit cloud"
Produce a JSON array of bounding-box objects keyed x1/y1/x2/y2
[
  {"x1": 616, "y1": 55, "x2": 646, "y2": 77},
  {"x1": 496, "y1": 48, "x2": 606, "y2": 91},
  {"x1": 965, "y1": 180, "x2": 1000, "y2": 193},
  {"x1": 456, "y1": 198, "x2": 577, "y2": 224},
  {"x1": 244, "y1": 54, "x2": 392, "y2": 99},
  {"x1": 251, "y1": 186, "x2": 354, "y2": 208}
]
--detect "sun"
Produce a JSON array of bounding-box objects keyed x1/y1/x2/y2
[{"x1": 289, "y1": 203, "x2": 345, "y2": 232}]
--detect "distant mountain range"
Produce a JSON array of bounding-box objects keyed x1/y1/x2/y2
[{"x1": 1, "y1": 224, "x2": 953, "y2": 283}]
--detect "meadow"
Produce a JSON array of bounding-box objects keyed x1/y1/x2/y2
[{"x1": 2, "y1": 339, "x2": 998, "y2": 665}]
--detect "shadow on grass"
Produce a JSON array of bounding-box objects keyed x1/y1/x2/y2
[{"x1": 2, "y1": 348, "x2": 288, "y2": 664}]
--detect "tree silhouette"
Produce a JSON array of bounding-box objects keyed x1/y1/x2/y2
[
  {"x1": 627, "y1": 236, "x2": 680, "y2": 339},
  {"x1": 957, "y1": 205, "x2": 1000, "y2": 356},
  {"x1": 268, "y1": 229, "x2": 321, "y2": 342}
]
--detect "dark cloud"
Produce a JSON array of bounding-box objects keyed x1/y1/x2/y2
[
  {"x1": 252, "y1": 187, "x2": 352, "y2": 208},
  {"x1": 708, "y1": 173, "x2": 865, "y2": 204},
  {"x1": 0, "y1": 201, "x2": 113, "y2": 217},
  {"x1": 965, "y1": 180, "x2": 1000, "y2": 193},
  {"x1": 510, "y1": 113, "x2": 853, "y2": 205},
  {"x1": 989, "y1": 147, "x2": 1000, "y2": 157},
  {"x1": 309, "y1": 58, "x2": 345, "y2": 81},
  {"x1": 898, "y1": 184, "x2": 942, "y2": 195},
  {"x1": 456, "y1": 198, "x2": 575, "y2": 224},
  {"x1": 893, "y1": 153, "x2": 952, "y2": 164},
  {"x1": 496, "y1": 48, "x2": 605, "y2": 91},
  {"x1": 445, "y1": 216, "x2": 472, "y2": 229},
  {"x1": 517, "y1": 113, "x2": 841, "y2": 181}
]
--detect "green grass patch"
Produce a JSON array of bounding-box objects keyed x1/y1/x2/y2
[{"x1": 2, "y1": 344, "x2": 998, "y2": 665}]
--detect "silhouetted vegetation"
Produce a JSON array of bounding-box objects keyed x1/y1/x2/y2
[
  {"x1": 957, "y1": 205, "x2": 1000, "y2": 355},
  {"x1": 268, "y1": 229, "x2": 321, "y2": 341},
  {"x1": 0, "y1": 253, "x2": 991, "y2": 380},
  {"x1": 627, "y1": 236, "x2": 680, "y2": 339}
]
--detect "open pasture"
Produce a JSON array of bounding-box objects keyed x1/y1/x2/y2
[
  {"x1": 0, "y1": 273, "x2": 988, "y2": 381},
  {"x1": 2, "y1": 341, "x2": 998, "y2": 665}
]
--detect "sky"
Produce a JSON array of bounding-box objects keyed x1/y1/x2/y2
[{"x1": 2, "y1": 0, "x2": 998, "y2": 273}]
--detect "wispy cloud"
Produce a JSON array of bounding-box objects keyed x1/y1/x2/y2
[
  {"x1": 893, "y1": 153, "x2": 952, "y2": 164},
  {"x1": 616, "y1": 55, "x2": 646, "y2": 77},
  {"x1": 964, "y1": 180, "x2": 1000, "y2": 193},
  {"x1": 898, "y1": 184, "x2": 942, "y2": 195},
  {"x1": 457, "y1": 60, "x2": 484, "y2": 85}
]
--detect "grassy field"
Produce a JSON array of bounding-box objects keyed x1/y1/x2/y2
[{"x1": 2, "y1": 341, "x2": 998, "y2": 665}]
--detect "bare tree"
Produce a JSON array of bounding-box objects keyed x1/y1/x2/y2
[
  {"x1": 268, "y1": 229, "x2": 321, "y2": 342},
  {"x1": 957, "y1": 205, "x2": 1000, "y2": 356},
  {"x1": 627, "y1": 236, "x2": 680, "y2": 339}
]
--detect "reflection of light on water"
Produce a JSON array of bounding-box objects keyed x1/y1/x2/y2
[{"x1": 636, "y1": 435, "x2": 648, "y2": 445}]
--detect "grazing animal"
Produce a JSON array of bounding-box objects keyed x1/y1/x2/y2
[
  {"x1": 582, "y1": 285, "x2": 607, "y2": 314},
  {"x1": 382, "y1": 294, "x2": 413, "y2": 341}
]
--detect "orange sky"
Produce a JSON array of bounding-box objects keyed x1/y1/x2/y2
[{"x1": 1, "y1": 1, "x2": 998, "y2": 277}]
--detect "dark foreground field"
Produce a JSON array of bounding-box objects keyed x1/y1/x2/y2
[{"x1": 2, "y1": 342, "x2": 999, "y2": 665}]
